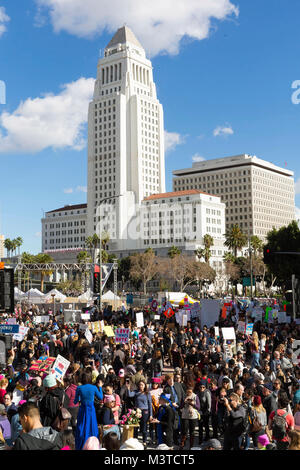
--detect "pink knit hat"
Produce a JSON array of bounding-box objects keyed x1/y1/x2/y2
[
  {"x1": 258, "y1": 434, "x2": 270, "y2": 447},
  {"x1": 83, "y1": 437, "x2": 101, "y2": 450}
]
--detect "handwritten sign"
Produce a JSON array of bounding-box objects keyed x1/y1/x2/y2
[
  {"x1": 115, "y1": 328, "x2": 130, "y2": 344},
  {"x1": 51, "y1": 354, "x2": 70, "y2": 382}
]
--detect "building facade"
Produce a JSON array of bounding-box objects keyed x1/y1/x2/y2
[
  {"x1": 173, "y1": 154, "x2": 295, "y2": 240},
  {"x1": 41, "y1": 204, "x2": 87, "y2": 259},
  {"x1": 87, "y1": 26, "x2": 166, "y2": 252}
]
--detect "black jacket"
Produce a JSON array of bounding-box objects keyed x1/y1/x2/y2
[
  {"x1": 12, "y1": 427, "x2": 63, "y2": 450},
  {"x1": 164, "y1": 382, "x2": 186, "y2": 407}
]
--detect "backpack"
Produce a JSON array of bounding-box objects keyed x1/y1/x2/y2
[
  {"x1": 169, "y1": 404, "x2": 180, "y2": 430},
  {"x1": 250, "y1": 409, "x2": 263, "y2": 434},
  {"x1": 272, "y1": 411, "x2": 288, "y2": 440}
]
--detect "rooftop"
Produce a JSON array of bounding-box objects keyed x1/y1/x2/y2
[
  {"x1": 105, "y1": 26, "x2": 143, "y2": 50},
  {"x1": 46, "y1": 203, "x2": 87, "y2": 214},
  {"x1": 143, "y1": 189, "x2": 217, "y2": 201}
]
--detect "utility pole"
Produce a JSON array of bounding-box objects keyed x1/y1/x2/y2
[{"x1": 248, "y1": 231, "x2": 253, "y2": 299}]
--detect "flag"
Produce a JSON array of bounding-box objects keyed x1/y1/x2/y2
[{"x1": 163, "y1": 308, "x2": 175, "y2": 319}]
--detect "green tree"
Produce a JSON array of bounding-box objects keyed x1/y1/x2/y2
[
  {"x1": 202, "y1": 234, "x2": 214, "y2": 263},
  {"x1": 224, "y1": 225, "x2": 248, "y2": 258},
  {"x1": 250, "y1": 235, "x2": 263, "y2": 257},
  {"x1": 264, "y1": 221, "x2": 300, "y2": 290},
  {"x1": 168, "y1": 245, "x2": 181, "y2": 258},
  {"x1": 4, "y1": 238, "x2": 13, "y2": 258}
]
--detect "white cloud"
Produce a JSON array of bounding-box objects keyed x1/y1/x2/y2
[
  {"x1": 192, "y1": 153, "x2": 205, "y2": 162},
  {"x1": 164, "y1": 130, "x2": 185, "y2": 153},
  {"x1": 0, "y1": 77, "x2": 95, "y2": 154},
  {"x1": 213, "y1": 125, "x2": 234, "y2": 137},
  {"x1": 76, "y1": 185, "x2": 87, "y2": 193},
  {"x1": 64, "y1": 185, "x2": 87, "y2": 194},
  {"x1": 0, "y1": 7, "x2": 10, "y2": 37},
  {"x1": 295, "y1": 179, "x2": 300, "y2": 195},
  {"x1": 36, "y1": 0, "x2": 238, "y2": 56}
]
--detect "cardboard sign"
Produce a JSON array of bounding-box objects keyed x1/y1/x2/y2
[
  {"x1": 29, "y1": 357, "x2": 55, "y2": 373},
  {"x1": 182, "y1": 314, "x2": 188, "y2": 327},
  {"x1": 51, "y1": 354, "x2": 70, "y2": 382},
  {"x1": 136, "y1": 312, "x2": 144, "y2": 328},
  {"x1": 221, "y1": 327, "x2": 236, "y2": 341},
  {"x1": 154, "y1": 315, "x2": 160, "y2": 320},
  {"x1": 151, "y1": 300, "x2": 158, "y2": 311},
  {"x1": 115, "y1": 328, "x2": 130, "y2": 344},
  {"x1": 103, "y1": 326, "x2": 115, "y2": 337},
  {"x1": 90, "y1": 321, "x2": 103, "y2": 333}
]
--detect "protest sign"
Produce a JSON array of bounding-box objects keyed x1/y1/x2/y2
[
  {"x1": 29, "y1": 357, "x2": 55, "y2": 373},
  {"x1": 136, "y1": 312, "x2": 144, "y2": 328},
  {"x1": 51, "y1": 354, "x2": 70, "y2": 382},
  {"x1": 85, "y1": 328, "x2": 93, "y2": 344},
  {"x1": 6, "y1": 318, "x2": 17, "y2": 325},
  {"x1": 200, "y1": 299, "x2": 220, "y2": 328},
  {"x1": 103, "y1": 326, "x2": 115, "y2": 337},
  {"x1": 115, "y1": 328, "x2": 130, "y2": 344},
  {"x1": 79, "y1": 323, "x2": 88, "y2": 332},
  {"x1": 286, "y1": 316, "x2": 291, "y2": 324},
  {"x1": 221, "y1": 327, "x2": 236, "y2": 341},
  {"x1": 34, "y1": 316, "x2": 50, "y2": 324},
  {"x1": 154, "y1": 315, "x2": 160, "y2": 320},
  {"x1": 214, "y1": 327, "x2": 220, "y2": 338},
  {"x1": 182, "y1": 314, "x2": 187, "y2": 327},
  {"x1": 237, "y1": 321, "x2": 246, "y2": 334},
  {"x1": 81, "y1": 313, "x2": 90, "y2": 321},
  {"x1": 163, "y1": 308, "x2": 175, "y2": 319},
  {"x1": 64, "y1": 310, "x2": 81, "y2": 323},
  {"x1": 13, "y1": 326, "x2": 29, "y2": 341},
  {"x1": 246, "y1": 323, "x2": 254, "y2": 335},
  {"x1": 278, "y1": 312, "x2": 287, "y2": 324}
]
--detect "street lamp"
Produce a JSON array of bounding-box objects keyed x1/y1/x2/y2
[{"x1": 97, "y1": 194, "x2": 122, "y2": 313}]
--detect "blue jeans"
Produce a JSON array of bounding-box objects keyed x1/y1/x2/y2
[{"x1": 251, "y1": 352, "x2": 260, "y2": 371}]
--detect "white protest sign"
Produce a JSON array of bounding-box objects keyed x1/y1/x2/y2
[
  {"x1": 136, "y1": 312, "x2": 144, "y2": 328},
  {"x1": 182, "y1": 314, "x2": 188, "y2": 327},
  {"x1": 286, "y1": 316, "x2": 291, "y2": 324},
  {"x1": 34, "y1": 316, "x2": 50, "y2": 324},
  {"x1": 221, "y1": 327, "x2": 236, "y2": 341},
  {"x1": 13, "y1": 326, "x2": 29, "y2": 341},
  {"x1": 214, "y1": 327, "x2": 220, "y2": 338},
  {"x1": 115, "y1": 328, "x2": 130, "y2": 344},
  {"x1": 154, "y1": 315, "x2": 160, "y2": 320},
  {"x1": 51, "y1": 354, "x2": 70, "y2": 382},
  {"x1": 85, "y1": 328, "x2": 93, "y2": 344},
  {"x1": 7, "y1": 318, "x2": 17, "y2": 325},
  {"x1": 81, "y1": 313, "x2": 90, "y2": 321}
]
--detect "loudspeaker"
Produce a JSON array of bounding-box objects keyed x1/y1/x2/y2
[{"x1": 0, "y1": 267, "x2": 14, "y2": 313}]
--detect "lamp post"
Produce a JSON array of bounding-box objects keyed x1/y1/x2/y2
[{"x1": 97, "y1": 194, "x2": 122, "y2": 313}]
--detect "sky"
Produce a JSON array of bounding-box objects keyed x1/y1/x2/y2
[{"x1": 1, "y1": 0, "x2": 300, "y2": 254}]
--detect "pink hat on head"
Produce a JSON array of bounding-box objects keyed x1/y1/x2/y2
[
  {"x1": 19, "y1": 400, "x2": 27, "y2": 406},
  {"x1": 152, "y1": 377, "x2": 161, "y2": 384},
  {"x1": 258, "y1": 434, "x2": 270, "y2": 447},
  {"x1": 104, "y1": 394, "x2": 115, "y2": 403}
]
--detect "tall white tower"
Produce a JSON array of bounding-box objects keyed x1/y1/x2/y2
[{"x1": 87, "y1": 26, "x2": 166, "y2": 251}]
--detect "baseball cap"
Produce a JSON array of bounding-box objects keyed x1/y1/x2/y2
[{"x1": 263, "y1": 383, "x2": 273, "y2": 392}]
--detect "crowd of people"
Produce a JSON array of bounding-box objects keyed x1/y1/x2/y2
[{"x1": 0, "y1": 298, "x2": 300, "y2": 451}]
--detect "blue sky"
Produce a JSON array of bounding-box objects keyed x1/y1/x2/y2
[{"x1": 1, "y1": 0, "x2": 300, "y2": 254}]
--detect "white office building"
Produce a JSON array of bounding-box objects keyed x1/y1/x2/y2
[
  {"x1": 41, "y1": 204, "x2": 87, "y2": 261},
  {"x1": 87, "y1": 26, "x2": 166, "y2": 252},
  {"x1": 173, "y1": 154, "x2": 295, "y2": 240}
]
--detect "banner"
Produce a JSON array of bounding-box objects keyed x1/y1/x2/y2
[
  {"x1": 34, "y1": 316, "x2": 50, "y2": 324},
  {"x1": 0, "y1": 325, "x2": 19, "y2": 334},
  {"x1": 136, "y1": 312, "x2": 144, "y2": 328},
  {"x1": 51, "y1": 354, "x2": 70, "y2": 382},
  {"x1": 64, "y1": 310, "x2": 81, "y2": 323},
  {"x1": 115, "y1": 328, "x2": 130, "y2": 344},
  {"x1": 278, "y1": 312, "x2": 287, "y2": 324},
  {"x1": 246, "y1": 323, "x2": 254, "y2": 335},
  {"x1": 154, "y1": 315, "x2": 160, "y2": 320},
  {"x1": 6, "y1": 318, "x2": 17, "y2": 325}
]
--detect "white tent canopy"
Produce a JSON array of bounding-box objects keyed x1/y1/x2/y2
[
  {"x1": 102, "y1": 290, "x2": 121, "y2": 301},
  {"x1": 44, "y1": 289, "x2": 67, "y2": 302},
  {"x1": 78, "y1": 288, "x2": 93, "y2": 302},
  {"x1": 24, "y1": 288, "x2": 44, "y2": 297},
  {"x1": 23, "y1": 288, "x2": 45, "y2": 303},
  {"x1": 14, "y1": 287, "x2": 25, "y2": 300}
]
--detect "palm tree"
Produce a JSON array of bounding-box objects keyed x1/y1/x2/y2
[
  {"x1": 168, "y1": 245, "x2": 181, "y2": 258},
  {"x1": 224, "y1": 225, "x2": 248, "y2": 258},
  {"x1": 250, "y1": 235, "x2": 263, "y2": 257},
  {"x1": 77, "y1": 251, "x2": 92, "y2": 291},
  {"x1": 203, "y1": 234, "x2": 214, "y2": 263},
  {"x1": 21, "y1": 252, "x2": 36, "y2": 291},
  {"x1": 195, "y1": 248, "x2": 205, "y2": 261},
  {"x1": 101, "y1": 231, "x2": 110, "y2": 250},
  {"x1": 4, "y1": 238, "x2": 13, "y2": 258},
  {"x1": 34, "y1": 253, "x2": 54, "y2": 292},
  {"x1": 15, "y1": 237, "x2": 23, "y2": 256}
]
